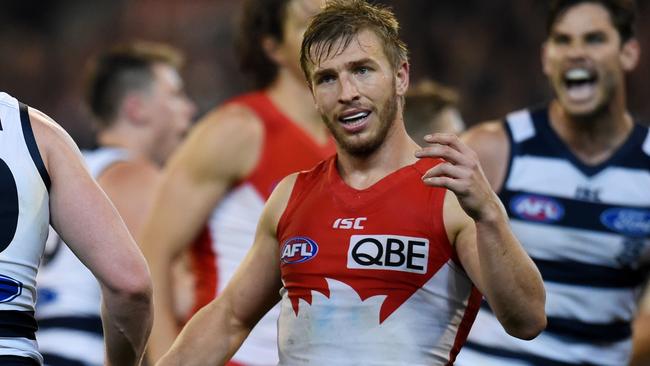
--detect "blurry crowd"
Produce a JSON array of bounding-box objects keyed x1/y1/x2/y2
[{"x1": 1, "y1": 0, "x2": 649, "y2": 148}]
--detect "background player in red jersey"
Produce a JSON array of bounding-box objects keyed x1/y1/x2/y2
[
  {"x1": 140, "y1": 0, "x2": 334, "y2": 364},
  {"x1": 156, "y1": 1, "x2": 545, "y2": 365}
]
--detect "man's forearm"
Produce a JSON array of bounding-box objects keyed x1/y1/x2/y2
[
  {"x1": 101, "y1": 284, "x2": 153, "y2": 366},
  {"x1": 147, "y1": 261, "x2": 183, "y2": 363},
  {"x1": 157, "y1": 299, "x2": 251, "y2": 366},
  {"x1": 475, "y1": 211, "x2": 546, "y2": 339}
]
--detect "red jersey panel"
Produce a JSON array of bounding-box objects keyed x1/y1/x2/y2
[{"x1": 276, "y1": 156, "x2": 481, "y2": 365}]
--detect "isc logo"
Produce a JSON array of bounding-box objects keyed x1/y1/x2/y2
[
  {"x1": 347, "y1": 235, "x2": 429, "y2": 274},
  {"x1": 281, "y1": 237, "x2": 319, "y2": 264},
  {"x1": 333, "y1": 217, "x2": 367, "y2": 229}
]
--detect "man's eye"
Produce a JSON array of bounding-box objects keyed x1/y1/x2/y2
[
  {"x1": 317, "y1": 75, "x2": 335, "y2": 84},
  {"x1": 356, "y1": 66, "x2": 369, "y2": 74},
  {"x1": 552, "y1": 35, "x2": 570, "y2": 45},
  {"x1": 586, "y1": 33, "x2": 606, "y2": 44}
]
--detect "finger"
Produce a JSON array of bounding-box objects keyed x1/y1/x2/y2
[
  {"x1": 415, "y1": 143, "x2": 471, "y2": 166},
  {"x1": 421, "y1": 162, "x2": 469, "y2": 180},
  {"x1": 422, "y1": 175, "x2": 466, "y2": 193},
  {"x1": 424, "y1": 133, "x2": 475, "y2": 157}
]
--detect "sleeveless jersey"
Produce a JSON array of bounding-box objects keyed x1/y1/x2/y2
[
  {"x1": 457, "y1": 107, "x2": 650, "y2": 366},
  {"x1": 36, "y1": 147, "x2": 130, "y2": 366},
  {"x1": 191, "y1": 91, "x2": 335, "y2": 365},
  {"x1": 276, "y1": 156, "x2": 481, "y2": 365},
  {"x1": 0, "y1": 92, "x2": 51, "y2": 364}
]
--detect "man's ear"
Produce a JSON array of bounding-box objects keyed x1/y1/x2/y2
[
  {"x1": 120, "y1": 93, "x2": 147, "y2": 126},
  {"x1": 262, "y1": 35, "x2": 283, "y2": 65},
  {"x1": 620, "y1": 38, "x2": 640, "y2": 72},
  {"x1": 395, "y1": 60, "x2": 410, "y2": 96}
]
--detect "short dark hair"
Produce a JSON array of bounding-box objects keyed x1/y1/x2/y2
[
  {"x1": 85, "y1": 41, "x2": 184, "y2": 127},
  {"x1": 405, "y1": 79, "x2": 459, "y2": 123},
  {"x1": 404, "y1": 79, "x2": 460, "y2": 140},
  {"x1": 236, "y1": 0, "x2": 292, "y2": 89},
  {"x1": 300, "y1": 0, "x2": 408, "y2": 87},
  {"x1": 547, "y1": 0, "x2": 636, "y2": 42}
]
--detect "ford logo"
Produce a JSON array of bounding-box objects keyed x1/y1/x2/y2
[
  {"x1": 510, "y1": 194, "x2": 565, "y2": 223},
  {"x1": 600, "y1": 208, "x2": 650, "y2": 237}
]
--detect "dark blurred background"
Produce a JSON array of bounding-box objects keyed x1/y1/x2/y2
[{"x1": 1, "y1": 0, "x2": 649, "y2": 147}]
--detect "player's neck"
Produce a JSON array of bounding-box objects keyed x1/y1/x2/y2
[
  {"x1": 336, "y1": 119, "x2": 418, "y2": 190},
  {"x1": 266, "y1": 69, "x2": 330, "y2": 144},
  {"x1": 549, "y1": 100, "x2": 634, "y2": 165},
  {"x1": 97, "y1": 127, "x2": 155, "y2": 164}
]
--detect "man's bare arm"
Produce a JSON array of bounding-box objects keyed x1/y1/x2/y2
[
  {"x1": 140, "y1": 104, "x2": 263, "y2": 362},
  {"x1": 417, "y1": 133, "x2": 546, "y2": 340},
  {"x1": 157, "y1": 174, "x2": 296, "y2": 366},
  {"x1": 31, "y1": 108, "x2": 153, "y2": 366},
  {"x1": 630, "y1": 290, "x2": 650, "y2": 366}
]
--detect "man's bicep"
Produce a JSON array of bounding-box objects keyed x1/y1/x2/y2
[
  {"x1": 43, "y1": 122, "x2": 147, "y2": 288},
  {"x1": 140, "y1": 109, "x2": 263, "y2": 257},
  {"x1": 140, "y1": 157, "x2": 227, "y2": 259}
]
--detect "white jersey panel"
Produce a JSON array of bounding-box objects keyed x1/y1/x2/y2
[
  {"x1": 207, "y1": 182, "x2": 279, "y2": 366},
  {"x1": 0, "y1": 92, "x2": 50, "y2": 364},
  {"x1": 507, "y1": 155, "x2": 650, "y2": 205},
  {"x1": 278, "y1": 261, "x2": 474, "y2": 365}
]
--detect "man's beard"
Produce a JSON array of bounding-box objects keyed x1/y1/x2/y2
[{"x1": 324, "y1": 90, "x2": 399, "y2": 158}]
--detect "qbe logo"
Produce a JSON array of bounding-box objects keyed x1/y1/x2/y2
[
  {"x1": 347, "y1": 235, "x2": 429, "y2": 274},
  {"x1": 281, "y1": 237, "x2": 319, "y2": 264}
]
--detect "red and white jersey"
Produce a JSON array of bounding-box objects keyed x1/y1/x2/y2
[
  {"x1": 276, "y1": 156, "x2": 481, "y2": 366},
  {"x1": 190, "y1": 92, "x2": 335, "y2": 366}
]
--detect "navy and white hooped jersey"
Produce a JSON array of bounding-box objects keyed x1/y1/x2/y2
[
  {"x1": 0, "y1": 92, "x2": 51, "y2": 363},
  {"x1": 457, "y1": 107, "x2": 650, "y2": 366},
  {"x1": 36, "y1": 147, "x2": 129, "y2": 366}
]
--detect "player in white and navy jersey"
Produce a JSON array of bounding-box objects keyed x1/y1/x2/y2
[
  {"x1": 0, "y1": 90, "x2": 152, "y2": 366},
  {"x1": 35, "y1": 41, "x2": 194, "y2": 366},
  {"x1": 456, "y1": 1, "x2": 650, "y2": 365}
]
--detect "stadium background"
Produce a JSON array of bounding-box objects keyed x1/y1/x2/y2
[{"x1": 1, "y1": 0, "x2": 649, "y2": 147}]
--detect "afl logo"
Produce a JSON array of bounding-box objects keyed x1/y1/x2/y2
[
  {"x1": 601, "y1": 208, "x2": 650, "y2": 237},
  {"x1": 281, "y1": 237, "x2": 319, "y2": 264},
  {"x1": 510, "y1": 194, "x2": 565, "y2": 223}
]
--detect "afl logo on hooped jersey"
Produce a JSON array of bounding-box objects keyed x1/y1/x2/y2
[
  {"x1": 510, "y1": 194, "x2": 565, "y2": 223},
  {"x1": 281, "y1": 237, "x2": 319, "y2": 264}
]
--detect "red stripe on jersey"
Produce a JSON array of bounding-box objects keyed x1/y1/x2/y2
[
  {"x1": 190, "y1": 226, "x2": 218, "y2": 316},
  {"x1": 446, "y1": 287, "x2": 482, "y2": 365},
  {"x1": 226, "y1": 361, "x2": 246, "y2": 366}
]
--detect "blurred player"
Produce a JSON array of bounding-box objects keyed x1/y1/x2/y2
[
  {"x1": 404, "y1": 79, "x2": 465, "y2": 144},
  {"x1": 140, "y1": 0, "x2": 334, "y2": 364},
  {"x1": 0, "y1": 89, "x2": 152, "y2": 365},
  {"x1": 456, "y1": 1, "x2": 650, "y2": 365},
  {"x1": 36, "y1": 41, "x2": 194, "y2": 366}
]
